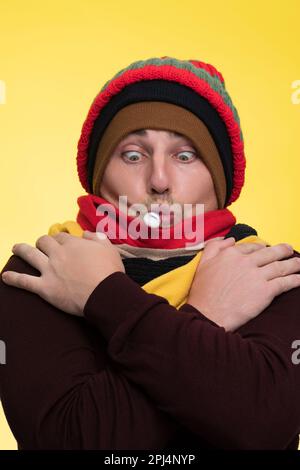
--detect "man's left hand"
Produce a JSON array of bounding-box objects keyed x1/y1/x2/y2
[{"x1": 1, "y1": 231, "x2": 125, "y2": 316}]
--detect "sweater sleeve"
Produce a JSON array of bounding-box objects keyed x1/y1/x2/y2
[
  {"x1": 83, "y1": 251, "x2": 300, "y2": 449},
  {"x1": 0, "y1": 255, "x2": 178, "y2": 450}
]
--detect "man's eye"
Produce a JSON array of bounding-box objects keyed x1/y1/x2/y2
[
  {"x1": 176, "y1": 151, "x2": 197, "y2": 162},
  {"x1": 121, "y1": 151, "x2": 142, "y2": 162}
]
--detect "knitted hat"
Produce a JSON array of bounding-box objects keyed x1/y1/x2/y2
[{"x1": 77, "y1": 56, "x2": 246, "y2": 208}]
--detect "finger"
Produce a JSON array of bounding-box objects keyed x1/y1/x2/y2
[
  {"x1": 12, "y1": 243, "x2": 48, "y2": 272},
  {"x1": 234, "y1": 242, "x2": 267, "y2": 255},
  {"x1": 83, "y1": 230, "x2": 108, "y2": 242},
  {"x1": 52, "y1": 232, "x2": 75, "y2": 245},
  {"x1": 268, "y1": 273, "x2": 300, "y2": 298},
  {"x1": 201, "y1": 237, "x2": 235, "y2": 263},
  {"x1": 36, "y1": 234, "x2": 60, "y2": 256},
  {"x1": 204, "y1": 236, "x2": 236, "y2": 249},
  {"x1": 1, "y1": 270, "x2": 42, "y2": 294},
  {"x1": 260, "y1": 256, "x2": 300, "y2": 281},
  {"x1": 250, "y1": 243, "x2": 294, "y2": 267}
]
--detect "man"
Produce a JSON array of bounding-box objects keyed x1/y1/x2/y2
[{"x1": 1, "y1": 56, "x2": 300, "y2": 449}]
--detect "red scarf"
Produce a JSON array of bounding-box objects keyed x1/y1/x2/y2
[{"x1": 76, "y1": 194, "x2": 236, "y2": 249}]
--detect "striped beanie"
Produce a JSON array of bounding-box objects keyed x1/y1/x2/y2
[{"x1": 77, "y1": 56, "x2": 246, "y2": 208}]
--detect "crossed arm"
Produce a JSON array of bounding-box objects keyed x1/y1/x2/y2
[
  {"x1": 0, "y1": 254, "x2": 179, "y2": 449},
  {"x1": 1, "y1": 234, "x2": 300, "y2": 449},
  {"x1": 83, "y1": 269, "x2": 300, "y2": 449}
]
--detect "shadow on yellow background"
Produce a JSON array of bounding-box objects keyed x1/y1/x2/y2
[{"x1": 0, "y1": 0, "x2": 299, "y2": 450}]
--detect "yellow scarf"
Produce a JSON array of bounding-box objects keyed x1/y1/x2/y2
[{"x1": 48, "y1": 221, "x2": 268, "y2": 310}]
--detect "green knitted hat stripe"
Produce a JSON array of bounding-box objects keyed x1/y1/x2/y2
[{"x1": 99, "y1": 58, "x2": 243, "y2": 143}]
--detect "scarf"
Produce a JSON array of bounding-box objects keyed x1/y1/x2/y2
[
  {"x1": 48, "y1": 194, "x2": 268, "y2": 309},
  {"x1": 71, "y1": 193, "x2": 236, "y2": 249}
]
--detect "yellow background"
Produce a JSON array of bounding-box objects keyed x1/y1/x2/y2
[{"x1": 0, "y1": 0, "x2": 299, "y2": 450}]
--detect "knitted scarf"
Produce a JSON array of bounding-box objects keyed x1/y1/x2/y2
[
  {"x1": 76, "y1": 194, "x2": 237, "y2": 249},
  {"x1": 48, "y1": 194, "x2": 268, "y2": 309}
]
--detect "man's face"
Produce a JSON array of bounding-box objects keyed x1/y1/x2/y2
[{"x1": 98, "y1": 129, "x2": 219, "y2": 226}]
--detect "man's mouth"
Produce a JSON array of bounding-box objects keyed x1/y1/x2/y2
[
  {"x1": 147, "y1": 204, "x2": 180, "y2": 228},
  {"x1": 149, "y1": 204, "x2": 172, "y2": 215}
]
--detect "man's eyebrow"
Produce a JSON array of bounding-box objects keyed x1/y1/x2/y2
[{"x1": 126, "y1": 129, "x2": 185, "y2": 138}]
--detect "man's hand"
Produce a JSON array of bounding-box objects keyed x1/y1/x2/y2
[
  {"x1": 1, "y1": 231, "x2": 125, "y2": 316},
  {"x1": 187, "y1": 238, "x2": 300, "y2": 332}
]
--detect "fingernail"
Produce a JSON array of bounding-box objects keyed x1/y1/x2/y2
[{"x1": 285, "y1": 244, "x2": 293, "y2": 251}]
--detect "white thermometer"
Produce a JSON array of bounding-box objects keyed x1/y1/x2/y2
[{"x1": 143, "y1": 211, "x2": 161, "y2": 228}]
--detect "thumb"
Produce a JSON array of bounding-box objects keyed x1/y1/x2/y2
[{"x1": 200, "y1": 237, "x2": 236, "y2": 264}]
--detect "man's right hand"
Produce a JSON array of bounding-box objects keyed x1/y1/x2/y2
[{"x1": 187, "y1": 238, "x2": 300, "y2": 332}]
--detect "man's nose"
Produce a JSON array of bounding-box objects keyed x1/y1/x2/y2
[{"x1": 148, "y1": 156, "x2": 170, "y2": 194}]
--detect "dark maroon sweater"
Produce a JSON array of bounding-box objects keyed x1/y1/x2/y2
[{"x1": 0, "y1": 251, "x2": 300, "y2": 450}]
